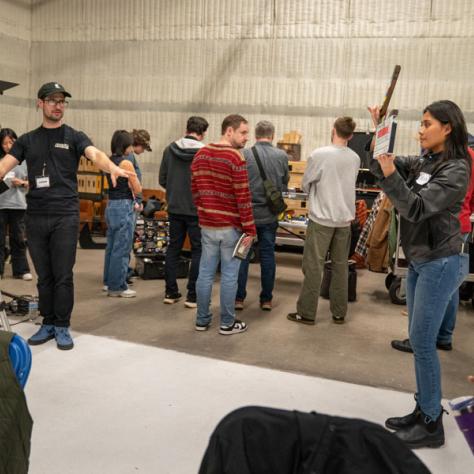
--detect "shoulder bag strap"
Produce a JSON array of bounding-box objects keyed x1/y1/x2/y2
[{"x1": 251, "y1": 146, "x2": 267, "y2": 181}]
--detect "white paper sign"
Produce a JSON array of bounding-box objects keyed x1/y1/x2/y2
[{"x1": 374, "y1": 115, "x2": 398, "y2": 158}]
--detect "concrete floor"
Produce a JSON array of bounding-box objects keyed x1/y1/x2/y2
[
  {"x1": 2, "y1": 247, "x2": 474, "y2": 473},
  {"x1": 5, "y1": 247, "x2": 472, "y2": 398},
  {"x1": 10, "y1": 328, "x2": 473, "y2": 474}
]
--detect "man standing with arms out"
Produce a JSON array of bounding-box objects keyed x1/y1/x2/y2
[
  {"x1": 0, "y1": 82, "x2": 131, "y2": 350},
  {"x1": 288, "y1": 117, "x2": 360, "y2": 325},
  {"x1": 235, "y1": 120, "x2": 289, "y2": 311},
  {"x1": 159, "y1": 116, "x2": 209, "y2": 308},
  {"x1": 191, "y1": 114, "x2": 256, "y2": 335}
]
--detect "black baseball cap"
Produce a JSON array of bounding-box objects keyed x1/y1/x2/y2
[{"x1": 37, "y1": 82, "x2": 72, "y2": 100}]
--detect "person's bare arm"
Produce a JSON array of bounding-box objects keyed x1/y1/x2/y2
[
  {"x1": 0, "y1": 155, "x2": 20, "y2": 180},
  {"x1": 119, "y1": 159, "x2": 142, "y2": 195},
  {"x1": 84, "y1": 145, "x2": 134, "y2": 187}
]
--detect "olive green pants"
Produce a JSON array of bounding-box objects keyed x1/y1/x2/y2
[{"x1": 296, "y1": 220, "x2": 351, "y2": 320}]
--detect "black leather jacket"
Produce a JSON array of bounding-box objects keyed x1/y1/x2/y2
[{"x1": 370, "y1": 153, "x2": 469, "y2": 262}]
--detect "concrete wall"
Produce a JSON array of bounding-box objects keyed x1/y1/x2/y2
[
  {"x1": 2, "y1": 0, "x2": 473, "y2": 188},
  {"x1": 0, "y1": 0, "x2": 32, "y2": 133}
]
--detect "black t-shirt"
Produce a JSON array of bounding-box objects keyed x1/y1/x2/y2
[
  {"x1": 107, "y1": 155, "x2": 133, "y2": 201},
  {"x1": 9, "y1": 124, "x2": 93, "y2": 215}
]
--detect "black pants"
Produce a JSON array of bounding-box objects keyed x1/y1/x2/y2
[
  {"x1": 164, "y1": 213, "x2": 201, "y2": 299},
  {"x1": 26, "y1": 214, "x2": 79, "y2": 327},
  {"x1": 0, "y1": 209, "x2": 30, "y2": 277}
]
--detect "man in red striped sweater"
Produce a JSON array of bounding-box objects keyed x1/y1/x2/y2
[{"x1": 191, "y1": 114, "x2": 256, "y2": 335}]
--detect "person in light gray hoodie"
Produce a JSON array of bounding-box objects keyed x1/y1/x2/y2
[
  {"x1": 0, "y1": 128, "x2": 32, "y2": 280},
  {"x1": 287, "y1": 117, "x2": 360, "y2": 325},
  {"x1": 159, "y1": 116, "x2": 209, "y2": 307}
]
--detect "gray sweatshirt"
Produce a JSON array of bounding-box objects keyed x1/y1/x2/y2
[
  {"x1": 0, "y1": 162, "x2": 28, "y2": 210},
  {"x1": 302, "y1": 145, "x2": 360, "y2": 227}
]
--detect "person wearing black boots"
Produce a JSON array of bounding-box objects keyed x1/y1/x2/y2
[{"x1": 368, "y1": 100, "x2": 471, "y2": 448}]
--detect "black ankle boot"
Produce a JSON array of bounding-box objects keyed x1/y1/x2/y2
[
  {"x1": 394, "y1": 409, "x2": 445, "y2": 449},
  {"x1": 385, "y1": 404, "x2": 421, "y2": 430}
]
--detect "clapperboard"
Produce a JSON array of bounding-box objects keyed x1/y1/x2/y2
[{"x1": 373, "y1": 112, "x2": 398, "y2": 158}]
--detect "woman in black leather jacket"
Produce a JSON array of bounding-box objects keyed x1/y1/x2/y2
[{"x1": 368, "y1": 100, "x2": 471, "y2": 449}]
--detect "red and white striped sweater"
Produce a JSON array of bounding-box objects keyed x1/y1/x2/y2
[{"x1": 191, "y1": 143, "x2": 256, "y2": 236}]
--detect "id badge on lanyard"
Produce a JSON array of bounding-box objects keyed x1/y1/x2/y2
[{"x1": 35, "y1": 162, "x2": 50, "y2": 188}]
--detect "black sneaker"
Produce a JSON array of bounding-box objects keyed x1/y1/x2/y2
[
  {"x1": 185, "y1": 296, "x2": 197, "y2": 309},
  {"x1": 287, "y1": 312, "x2": 315, "y2": 325},
  {"x1": 219, "y1": 319, "x2": 247, "y2": 335},
  {"x1": 392, "y1": 338, "x2": 453, "y2": 353},
  {"x1": 163, "y1": 292, "x2": 182, "y2": 304}
]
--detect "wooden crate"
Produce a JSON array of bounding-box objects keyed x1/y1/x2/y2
[
  {"x1": 284, "y1": 198, "x2": 308, "y2": 211},
  {"x1": 277, "y1": 143, "x2": 302, "y2": 161},
  {"x1": 288, "y1": 161, "x2": 306, "y2": 174},
  {"x1": 288, "y1": 174, "x2": 303, "y2": 190}
]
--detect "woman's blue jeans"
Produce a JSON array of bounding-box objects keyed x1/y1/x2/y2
[
  {"x1": 103, "y1": 200, "x2": 135, "y2": 292},
  {"x1": 406, "y1": 253, "x2": 469, "y2": 420}
]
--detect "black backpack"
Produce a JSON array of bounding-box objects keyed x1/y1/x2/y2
[{"x1": 251, "y1": 146, "x2": 287, "y2": 215}]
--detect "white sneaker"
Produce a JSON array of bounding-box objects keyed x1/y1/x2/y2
[
  {"x1": 102, "y1": 285, "x2": 108, "y2": 292},
  {"x1": 22, "y1": 273, "x2": 33, "y2": 281},
  {"x1": 108, "y1": 289, "x2": 137, "y2": 298}
]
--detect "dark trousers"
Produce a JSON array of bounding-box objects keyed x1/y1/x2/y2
[
  {"x1": 164, "y1": 213, "x2": 201, "y2": 299},
  {"x1": 0, "y1": 209, "x2": 30, "y2": 276},
  {"x1": 26, "y1": 214, "x2": 79, "y2": 327},
  {"x1": 236, "y1": 221, "x2": 278, "y2": 303}
]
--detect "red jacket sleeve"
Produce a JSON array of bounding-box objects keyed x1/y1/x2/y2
[{"x1": 459, "y1": 149, "x2": 474, "y2": 233}]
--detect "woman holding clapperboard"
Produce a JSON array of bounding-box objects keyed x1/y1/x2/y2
[{"x1": 368, "y1": 100, "x2": 471, "y2": 448}]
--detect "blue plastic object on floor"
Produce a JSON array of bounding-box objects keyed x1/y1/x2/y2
[{"x1": 8, "y1": 334, "x2": 32, "y2": 389}]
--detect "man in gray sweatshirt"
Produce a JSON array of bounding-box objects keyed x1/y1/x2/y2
[
  {"x1": 159, "y1": 116, "x2": 209, "y2": 308},
  {"x1": 288, "y1": 117, "x2": 360, "y2": 325}
]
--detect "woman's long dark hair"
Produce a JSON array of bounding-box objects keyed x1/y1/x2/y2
[
  {"x1": 423, "y1": 100, "x2": 470, "y2": 169},
  {"x1": 110, "y1": 129, "x2": 133, "y2": 156},
  {"x1": 0, "y1": 128, "x2": 18, "y2": 158}
]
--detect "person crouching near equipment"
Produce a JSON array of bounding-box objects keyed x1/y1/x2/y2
[
  {"x1": 368, "y1": 100, "x2": 470, "y2": 448},
  {"x1": 103, "y1": 130, "x2": 142, "y2": 297}
]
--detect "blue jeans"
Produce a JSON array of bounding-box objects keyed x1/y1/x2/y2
[
  {"x1": 196, "y1": 227, "x2": 242, "y2": 327},
  {"x1": 437, "y1": 233, "x2": 470, "y2": 344},
  {"x1": 406, "y1": 253, "x2": 469, "y2": 420},
  {"x1": 103, "y1": 200, "x2": 135, "y2": 292},
  {"x1": 236, "y1": 221, "x2": 278, "y2": 302}
]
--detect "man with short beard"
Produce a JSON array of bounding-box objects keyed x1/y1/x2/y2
[
  {"x1": 0, "y1": 82, "x2": 131, "y2": 350},
  {"x1": 191, "y1": 114, "x2": 256, "y2": 335}
]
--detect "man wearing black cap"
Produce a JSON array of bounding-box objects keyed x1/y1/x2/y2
[{"x1": 0, "y1": 82, "x2": 131, "y2": 350}]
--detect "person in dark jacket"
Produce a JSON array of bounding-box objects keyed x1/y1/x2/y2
[
  {"x1": 391, "y1": 145, "x2": 474, "y2": 354},
  {"x1": 368, "y1": 100, "x2": 471, "y2": 449},
  {"x1": 159, "y1": 116, "x2": 209, "y2": 307},
  {"x1": 235, "y1": 120, "x2": 289, "y2": 311},
  {"x1": 199, "y1": 406, "x2": 430, "y2": 474}
]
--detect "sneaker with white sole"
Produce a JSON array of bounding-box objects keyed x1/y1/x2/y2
[
  {"x1": 185, "y1": 298, "x2": 197, "y2": 309},
  {"x1": 164, "y1": 292, "x2": 182, "y2": 304},
  {"x1": 22, "y1": 273, "x2": 33, "y2": 281},
  {"x1": 195, "y1": 321, "x2": 210, "y2": 331},
  {"x1": 108, "y1": 289, "x2": 137, "y2": 298},
  {"x1": 219, "y1": 319, "x2": 247, "y2": 335},
  {"x1": 102, "y1": 285, "x2": 108, "y2": 292}
]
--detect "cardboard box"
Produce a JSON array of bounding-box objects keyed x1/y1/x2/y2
[
  {"x1": 288, "y1": 174, "x2": 303, "y2": 190},
  {"x1": 284, "y1": 198, "x2": 308, "y2": 211},
  {"x1": 288, "y1": 161, "x2": 306, "y2": 174}
]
